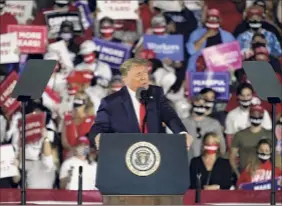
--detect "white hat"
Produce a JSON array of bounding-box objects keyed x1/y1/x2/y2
[
  {"x1": 44, "y1": 52, "x2": 59, "y2": 61},
  {"x1": 79, "y1": 40, "x2": 96, "y2": 55},
  {"x1": 153, "y1": 69, "x2": 176, "y2": 94}
]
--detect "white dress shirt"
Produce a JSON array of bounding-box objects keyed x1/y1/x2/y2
[{"x1": 127, "y1": 87, "x2": 141, "y2": 125}]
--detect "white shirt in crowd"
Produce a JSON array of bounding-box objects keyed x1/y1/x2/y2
[
  {"x1": 59, "y1": 156, "x2": 97, "y2": 190},
  {"x1": 25, "y1": 155, "x2": 57, "y2": 189},
  {"x1": 225, "y1": 106, "x2": 272, "y2": 135}
]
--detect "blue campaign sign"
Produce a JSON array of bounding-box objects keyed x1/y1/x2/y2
[
  {"x1": 143, "y1": 34, "x2": 184, "y2": 61},
  {"x1": 93, "y1": 37, "x2": 132, "y2": 69},
  {"x1": 189, "y1": 72, "x2": 230, "y2": 100},
  {"x1": 239, "y1": 177, "x2": 282, "y2": 190}
]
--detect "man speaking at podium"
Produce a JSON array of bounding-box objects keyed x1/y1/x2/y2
[{"x1": 89, "y1": 58, "x2": 193, "y2": 149}]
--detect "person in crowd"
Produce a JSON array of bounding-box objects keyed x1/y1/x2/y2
[
  {"x1": 94, "y1": 17, "x2": 121, "y2": 43},
  {"x1": 186, "y1": 8, "x2": 235, "y2": 72},
  {"x1": 0, "y1": 0, "x2": 18, "y2": 34},
  {"x1": 138, "y1": 0, "x2": 154, "y2": 32},
  {"x1": 190, "y1": 132, "x2": 233, "y2": 190},
  {"x1": 225, "y1": 83, "x2": 272, "y2": 147},
  {"x1": 109, "y1": 75, "x2": 124, "y2": 94},
  {"x1": 0, "y1": 155, "x2": 21, "y2": 188},
  {"x1": 237, "y1": 6, "x2": 281, "y2": 57},
  {"x1": 229, "y1": 104, "x2": 272, "y2": 178},
  {"x1": 25, "y1": 128, "x2": 59, "y2": 189},
  {"x1": 90, "y1": 58, "x2": 193, "y2": 150},
  {"x1": 62, "y1": 92, "x2": 95, "y2": 159},
  {"x1": 32, "y1": 0, "x2": 92, "y2": 44},
  {"x1": 59, "y1": 136, "x2": 97, "y2": 190},
  {"x1": 233, "y1": 2, "x2": 281, "y2": 45},
  {"x1": 182, "y1": 95, "x2": 226, "y2": 160},
  {"x1": 237, "y1": 139, "x2": 281, "y2": 189},
  {"x1": 75, "y1": 40, "x2": 112, "y2": 92},
  {"x1": 199, "y1": 88, "x2": 226, "y2": 128},
  {"x1": 57, "y1": 21, "x2": 81, "y2": 65}
]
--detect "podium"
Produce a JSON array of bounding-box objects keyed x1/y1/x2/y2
[{"x1": 96, "y1": 133, "x2": 190, "y2": 205}]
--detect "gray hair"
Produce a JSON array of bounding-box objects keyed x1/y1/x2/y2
[{"x1": 120, "y1": 58, "x2": 150, "y2": 76}]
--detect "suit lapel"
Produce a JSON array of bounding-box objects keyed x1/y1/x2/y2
[{"x1": 120, "y1": 87, "x2": 140, "y2": 133}]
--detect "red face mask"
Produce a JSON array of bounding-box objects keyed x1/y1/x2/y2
[
  {"x1": 83, "y1": 53, "x2": 95, "y2": 64},
  {"x1": 68, "y1": 85, "x2": 79, "y2": 95},
  {"x1": 203, "y1": 144, "x2": 219, "y2": 154},
  {"x1": 152, "y1": 26, "x2": 166, "y2": 35},
  {"x1": 100, "y1": 26, "x2": 114, "y2": 38}
]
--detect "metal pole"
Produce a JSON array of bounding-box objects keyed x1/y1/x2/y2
[
  {"x1": 270, "y1": 103, "x2": 276, "y2": 205},
  {"x1": 21, "y1": 101, "x2": 26, "y2": 205}
]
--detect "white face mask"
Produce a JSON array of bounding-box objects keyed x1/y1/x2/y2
[
  {"x1": 75, "y1": 146, "x2": 89, "y2": 156},
  {"x1": 257, "y1": 152, "x2": 271, "y2": 161}
]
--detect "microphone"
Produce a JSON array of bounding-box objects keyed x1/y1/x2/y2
[
  {"x1": 77, "y1": 166, "x2": 83, "y2": 205},
  {"x1": 136, "y1": 87, "x2": 150, "y2": 103},
  {"x1": 195, "y1": 173, "x2": 202, "y2": 204}
]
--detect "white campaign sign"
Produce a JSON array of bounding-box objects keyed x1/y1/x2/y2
[
  {"x1": 48, "y1": 40, "x2": 74, "y2": 70},
  {"x1": 4, "y1": 0, "x2": 33, "y2": 24},
  {"x1": 152, "y1": 0, "x2": 182, "y2": 12},
  {"x1": 0, "y1": 144, "x2": 18, "y2": 179},
  {"x1": 97, "y1": 0, "x2": 139, "y2": 20},
  {"x1": 0, "y1": 32, "x2": 20, "y2": 64}
]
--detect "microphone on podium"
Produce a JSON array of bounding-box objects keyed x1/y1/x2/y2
[{"x1": 77, "y1": 166, "x2": 83, "y2": 205}]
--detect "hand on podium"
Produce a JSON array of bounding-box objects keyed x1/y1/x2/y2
[{"x1": 95, "y1": 133, "x2": 101, "y2": 150}]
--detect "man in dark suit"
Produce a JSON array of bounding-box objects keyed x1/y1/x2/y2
[{"x1": 89, "y1": 58, "x2": 193, "y2": 149}]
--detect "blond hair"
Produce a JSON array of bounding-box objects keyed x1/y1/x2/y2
[
  {"x1": 201, "y1": 132, "x2": 221, "y2": 155},
  {"x1": 120, "y1": 58, "x2": 150, "y2": 76},
  {"x1": 74, "y1": 92, "x2": 94, "y2": 116}
]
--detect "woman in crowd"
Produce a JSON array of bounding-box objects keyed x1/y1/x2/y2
[
  {"x1": 190, "y1": 132, "x2": 234, "y2": 190},
  {"x1": 237, "y1": 139, "x2": 281, "y2": 189},
  {"x1": 59, "y1": 136, "x2": 97, "y2": 190},
  {"x1": 62, "y1": 92, "x2": 95, "y2": 159}
]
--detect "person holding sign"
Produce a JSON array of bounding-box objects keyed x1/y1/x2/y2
[
  {"x1": 237, "y1": 139, "x2": 282, "y2": 190},
  {"x1": 186, "y1": 8, "x2": 235, "y2": 72},
  {"x1": 0, "y1": 0, "x2": 18, "y2": 34},
  {"x1": 95, "y1": 17, "x2": 121, "y2": 43}
]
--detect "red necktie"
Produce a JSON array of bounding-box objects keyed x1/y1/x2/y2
[{"x1": 139, "y1": 103, "x2": 148, "y2": 133}]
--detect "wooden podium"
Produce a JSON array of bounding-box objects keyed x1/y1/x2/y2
[{"x1": 103, "y1": 195, "x2": 183, "y2": 205}]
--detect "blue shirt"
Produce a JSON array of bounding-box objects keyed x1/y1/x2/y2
[
  {"x1": 186, "y1": 27, "x2": 235, "y2": 72},
  {"x1": 237, "y1": 29, "x2": 282, "y2": 57}
]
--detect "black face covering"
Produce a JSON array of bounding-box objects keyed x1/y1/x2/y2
[
  {"x1": 250, "y1": 116, "x2": 263, "y2": 127},
  {"x1": 252, "y1": 42, "x2": 266, "y2": 49},
  {"x1": 193, "y1": 105, "x2": 206, "y2": 116}
]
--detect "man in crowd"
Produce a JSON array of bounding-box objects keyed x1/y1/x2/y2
[{"x1": 90, "y1": 58, "x2": 193, "y2": 150}]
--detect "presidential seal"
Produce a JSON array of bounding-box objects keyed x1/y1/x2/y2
[{"x1": 125, "y1": 141, "x2": 161, "y2": 176}]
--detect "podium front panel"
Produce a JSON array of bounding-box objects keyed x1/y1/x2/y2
[{"x1": 96, "y1": 133, "x2": 190, "y2": 195}]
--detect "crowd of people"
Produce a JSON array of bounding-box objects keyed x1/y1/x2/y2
[{"x1": 0, "y1": 0, "x2": 281, "y2": 192}]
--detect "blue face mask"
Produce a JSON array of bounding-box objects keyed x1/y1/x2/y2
[{"x1": 60, "y1": 32, "x2": 73, "y2": 41}]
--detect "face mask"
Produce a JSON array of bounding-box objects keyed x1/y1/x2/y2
[
  {"x1": 100, "y1": 27, "x2": 114, "y2": 38},
  {"x1": 68, "y1": 85, "x2": 79, "y2": 95},
  {"x1": 76, "y1": 146, "x2": 89, "y2": 156},
  {"x1": 257, "y1": 152, "x2": 271, "y2": 163},
  {"x1": 252, "y1": 42, "x2": 266, "y2": 49},
  {"x1": 205, "y1": 22, "x2": 220, "y2": 29},
  {"x1": 83, "y1": 53, "x2": 95, "y2": 64},
  {"x1": 248, "y1": 20, "x2": 262, "y2": 30},
  {"x1": 152, "y1": 26, "x2": 166, "y2": 35},
  {"x1": 205, "y1": 100, "x2": 215, "y2": 110},
  {"x1": 204, "y1": 144, "x2": 219, "y2": 154},
  {"x1": 250, "y1": 116, "x2": 263, "y2": 127},
  {"x1": 60, "y1": 32, "x2": 73, "y2": 41},
  {"x1": 193, "y1": 105, "x2": 206, "y2": 116},
  {"x1": 55, "y1": 0, "x2": 69, "y2": 7},
  {"x1": 239, "y1": 99, "x2": 252, "y2": 108}
]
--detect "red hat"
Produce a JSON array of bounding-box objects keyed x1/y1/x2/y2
[
  {"x1": 138, "y1": 49, "x2": 156, "y2": 60},
  {"x1": 76, "y1": 136, "x2": 90, "y2": 146},
  {"x1": 247, "y1": 7, "x2": 263, "y2": 18},
  {"x1": 66, "y1": 71, "x2": 93, "y2": 84},
  {"x1": 250, "y1": 104, "x2": 264, "y2": 114},
  {"x1": 207, "y1": 8, "x2": 220, "y2": 18}
]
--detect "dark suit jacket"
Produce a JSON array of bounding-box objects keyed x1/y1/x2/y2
[{"x1": 89, "y1": 85, "x2": 187, "y2": 147}]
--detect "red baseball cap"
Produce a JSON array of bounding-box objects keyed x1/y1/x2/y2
[
  {"x1": 76, "y1": 136, "x2": 90, "y2": 146},
  {"x1": 250, "y1": 104, "x2": 264, "y2": 114},
  {"x1": 66, "y1": 71, "x2": 93, "y2": 84}
]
